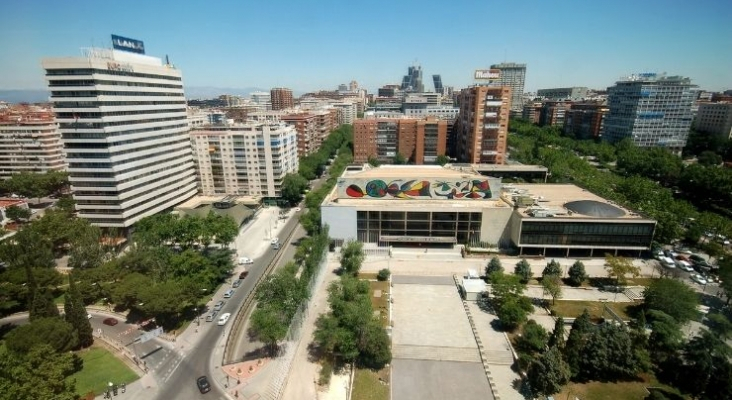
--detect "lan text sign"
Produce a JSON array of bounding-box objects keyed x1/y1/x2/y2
[
  {"x1": 474, "y1": 69, "x2": 501, "y2": 80},
  {"x1": 112, "y1": 34, "x2": 145, "y2": 54}
]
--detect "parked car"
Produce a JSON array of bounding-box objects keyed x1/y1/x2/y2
[
  {"x1": 196, "y1": 376, "x2": 211, "y2": 394},
  {"x1": 205, "y1": 311, "x2": 218, "y2": 322},
  {"x1": 213, "y1": 300, "x2": 226, "y2": 311},
  {"x1": 677, "y1": 260, "x2": 695, "y2": 272},
  {"x1": 660, "y1": 257, "x2": 676, "y2": 268},
  {"x1": 691, "y1": 274, "x2": 708, "y2": 285},
  {"x1": 232, "y1": 279, "x2": 242, "y2": 288},
  {"x1": 217, "y1": 312, "x2": 231, "y2": 326},
  {"x1": 103, "y1": 317, "x2": 119, "y2": 326},
  {"x1": 239, "y1": 270, "x2": 249, "y2": 279},
  {"x1": 238, "y1": 256, "x2": 253, "y2": 265},
  {"x1": 223, "y1": 289, "x2": 234, "y2": 298}
]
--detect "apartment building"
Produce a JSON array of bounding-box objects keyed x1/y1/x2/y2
[
  {"x1": 270, "y1": 88, "x2": 294, "y2": 111},
  {"x1": 522, "y1": 102, "x2": 543, "y2": 125},
  {"x1": 0, "y1": 105, "x2": 66, "y2": 179},
  {"x1": 695, "y1": 102, "x2": 732, "y2": 138},
  {"x1": 353, "y1": 117, "x2": 446, "y2": 164},
  {"x1": 280, "y1": 113, "x2": 319, "y2": 157},
  {"x1": 564, "y1": 103, "x2": 609, "y2": 140},
  {"x1": 490, "y1": 62, "x2": 527, "y2": 113},
  {"x1": 603, "y1": 73, "x2": 697, "y2": 151},
  {"x1": 539, "y1": 101, "x2": 573, "y2": 127},
  {"x1": 537, "y1": 87, "x2": 589, "y2": 101},
  {"x1": 191, "y1": 121, "x2": 298, "y2": 197},
  {"x1": 455, "y1": 85, "x2": 511, "y2": 164},
  {"x1": 42, "y1": 45, "x2": 197, "y2": 228}
]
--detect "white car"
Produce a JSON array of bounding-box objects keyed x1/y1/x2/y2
[
  {"x1": 677, "y1": 261, "x2": 694, "y2": 272},
  {"x1": 691, "y1": 274, "x2": 707, "y2": 285},
  {"x1": 238, "y1": 257, "x2": 253, "y2": 265},
  {"x1": 217, "y1": 312, "x2": 231, "y2": 326}
]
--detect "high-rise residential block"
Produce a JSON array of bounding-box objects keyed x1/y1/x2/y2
[
  {"x1": 270, "y1": 87, "x2": 294, "y2": 110},
  {"x1": 603, "y1": 73, "x2": 697, "y2": 150},
  {"x1": 522, "y1": 102, "x2": 543, "y2": 125},
  {"x1": 42, "y1": 45, "x2": 197, "y2": 229},
  {"x1": 0, "y1": 105, "x2": 66, "y2": 179},
  {"x1": 537, "y1": 87, "x2": 589, "y2": 101},
  {"x1": 490, "y1": 62, "x2": 526, "y2": 113},
  {"x1": 539, "y1": 101, "x2": 573, "y2": 127},
  {"x1": 563, "y1": 102, "x2": 609, "y2": 140},
  {"x1": 695, "y1": 102, "x2": 732, "y2": 138},
  {"x1": 281, "y1": 113, "x2": 319, "y2": 157},
  {"x1": 353, "y1": 117, "x2": 446, "y2": 164},
  {"x1": 455, "y1": 86, "x2": 511, "y2": 164},
  {"x1": 190, "y1": 121, "x2": 298, "y2": 197}
]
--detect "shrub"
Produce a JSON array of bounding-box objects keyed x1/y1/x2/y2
[{"x1": 376, "y1": 268, "x2": 391, "y2": 281}]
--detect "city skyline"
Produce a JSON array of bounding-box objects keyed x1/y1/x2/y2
[{"x1": 1, "y1": 0, "x2": 731, "y2": 95}]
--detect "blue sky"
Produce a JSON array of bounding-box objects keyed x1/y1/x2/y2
[{"x1": 1, "y1": 0, "x2": 730, "y2": 94}]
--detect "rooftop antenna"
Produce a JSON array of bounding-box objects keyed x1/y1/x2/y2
[{"x1": 166, "y1": 55, "x2": 170, "y2": 65}]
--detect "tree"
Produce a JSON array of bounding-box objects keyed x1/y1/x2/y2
[
  {"x1": 393, "y1": 153, "x2": 407, "y2": 165},
  {"x1": 5, "y1": 205, "x2": 31, "y2": 223},
  {"x1": 64, "y1": 277, "x2": 93, "y2": 348},
  {"x1": 517, "y1": 319, "x2": 548, "y2": 353},
  {"x1": 485, "y1": 256, "x2": 503, "y2": 277},
  {"x1": 367, "y1": 156, "x2": 380, "y2": 167},
  {"x1": 646, "y1": 310, "x2": 683, "y2": 360},
  {"x1": 28, "y1": 289, "x2": 59, "y2": 321},
  {"x1": 55, "y1": 195, "x2": 75, "y2": 214},
  {"x1": 548, "y1": 316, "x2": 565, "y2": 349},
  {"x1": 706, "y1": 313, "x2": 732, "y2": 339},
  {"x1": 578, "y1": 323, "x2": 643, "y2": 381},
  {"x1": 542, "y1": 259, "x2": 562, "y2": 278},
  {"x1": 68, "y1": 222, "x2": 106, "y2": 269},
  {"x1": 643, "y1": 278, "x2": 699, "y2": 324},
  {"x1": 5, "y1": 317, "x2": 78, "y2": 354},
  {"x1": 567, "y1": 260, "x2": 587, "y2": 287},
  {"x1": 541, "y1": 274, "x2": 562, "y2": 305},
  {"x1": 604, "y1": 254, "x2": 640, "y2": 286},
  {"x1": 250, "y1": 305, "x2": 289, "y2": 355},
  {"x1": 564, "y1": 309, "x2": 593, "y2": 377},
  {"x1": 358, "y1": 322, "x2": 392, "y2": 369},
  {"x1": 281, "y1": 173, "x2": 309, "y2": 205},
  {"x1": 679, "y1": 330, "x2": 732, "y2": 399},
  {"x1": 697, "y1": 150, "x2": 723, "y2": 166},
  {"x1": 495, "y1": 295, "x2": 532, "y2": 331},
  {"x1": 489, "y1": 272, "x2": 527, "y2": 309},
  {"x1": 340, "y1": 241, "x2": 364, "y2": 276},
  {"x1": 526, "y1": 346, "x2": 570, "y2": 397},
  {"x1": 514, "y1": 259, "x2": 532, "y2": 284},
  {"x1": 0, "y1": 228, "x2": 55, "y2": 270},
  {"x1": 436, "y1": 154, "x2": 450, "y2": 166},
  {"x1": 0, "y1": 344, "x2": 79, "y2": 400}
]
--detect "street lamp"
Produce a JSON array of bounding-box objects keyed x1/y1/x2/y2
[{"x1": 194, "y1": 307, "x2": 199, "y2": 326}]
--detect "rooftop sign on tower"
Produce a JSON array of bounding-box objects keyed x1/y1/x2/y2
[{"x1": 111, "y1": 34, "x2": 145, "y2": 54}]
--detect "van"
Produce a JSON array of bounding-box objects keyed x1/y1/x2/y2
[{"x1": 223, "y1": 289, "x2": 234, "y2": 298}]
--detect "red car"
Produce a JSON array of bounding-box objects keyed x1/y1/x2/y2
[{"x1": 103, "y1": 317, "x2": 119, "y2": 326}]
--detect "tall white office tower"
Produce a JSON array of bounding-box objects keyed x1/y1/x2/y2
[{"x1": 42, "y1": 37, "x2": 197, "y2": 230}]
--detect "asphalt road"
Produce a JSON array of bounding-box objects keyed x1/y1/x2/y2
[{"x1": 154, "y1": 208, "x2": 306, "y2": 400}]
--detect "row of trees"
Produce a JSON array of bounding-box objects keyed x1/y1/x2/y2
[
  {"x1": 508, "y1": 119, "x2": 732, "y2": 243},
  {"x1": 312, "y1": 242, "x2": 392, "y2": 369},
  {"x1": 0, "y1": 170, "x2": 69, "y2": 200},
  {"x1": 249, "y1": 229, "x2": 330, "y2": 353}
]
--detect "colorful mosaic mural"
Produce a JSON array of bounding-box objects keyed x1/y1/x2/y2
[{"x1": 343, "y1": 178, "x2": 495, "y2": 200}]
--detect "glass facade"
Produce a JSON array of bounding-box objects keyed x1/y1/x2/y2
[
  {"x1": 356, "y1": 210, "x2": 482, "y2": 243},
  {"x1": 520, "y1": 221, "x2": 655, "y2": 248}
]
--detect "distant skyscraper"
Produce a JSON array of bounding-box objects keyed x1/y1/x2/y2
[
  {"x1": 42, "y1": 45, "x2": 197, "y2": 229},
  {"x1": 270, "y1": 87, "x2": 294, "y2": 110},
  {"x1": 455, "y1": 85, "x2": 511, "y2": 164},
  {"x1": 433, "y1": 75, "x2": 443, "y2": 94},
  {"x1": 349, "y1": 80, "x2": 359, "y2": 91},
  {"x1": 603, "y1": 73, "x2": 697, "y2": 151},
  {"x1": 490, "y1": 62, "x2": 527, "y2": 113},
  {"x1": 401, "y1": 65, "x2": 424, "y2": 93}
]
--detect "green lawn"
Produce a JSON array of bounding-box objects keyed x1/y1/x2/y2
[
  {"x1": 366, "y1": 280, "x2": 390, "y2": 328},
  {"x1": 67, "y1": 346, "x2": 139, "y2": 397},
  {"x1": 551, "y1": 300, "x2": 634, "y2": 321},
  {"x1": 557, "y1": 373, "x2": 686, "y2": 400},
  {"x1": 351, "y1": 368, "x2": 390, "y2": 400}
]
